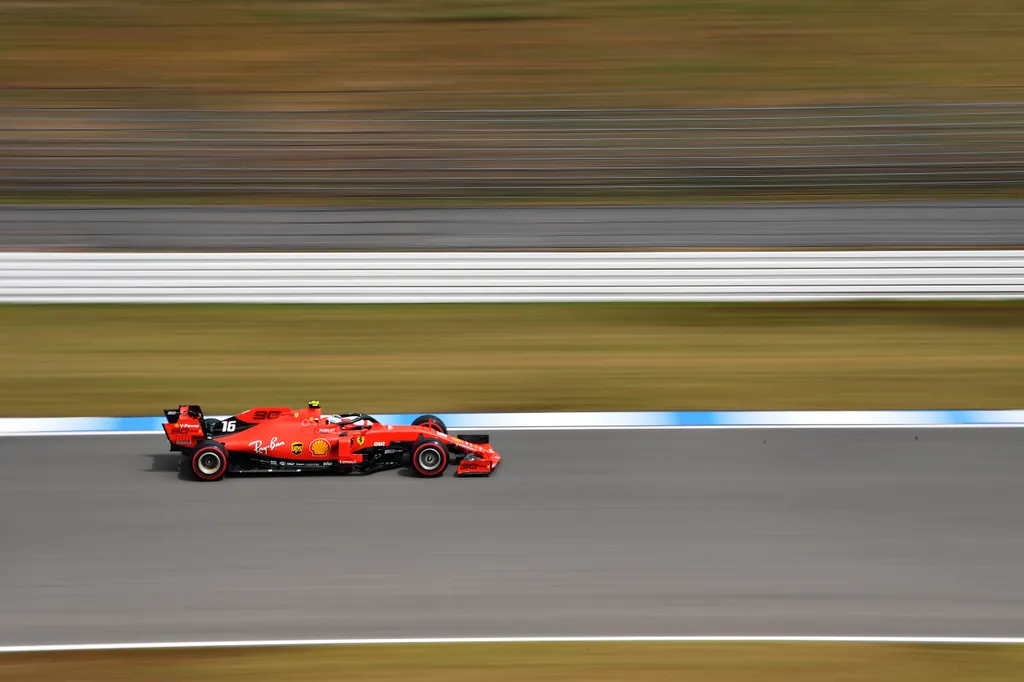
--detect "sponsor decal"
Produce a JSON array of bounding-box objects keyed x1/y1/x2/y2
[
  {"x1": 309, "y1": 438, "x2": 331, "y2": 457},
  {"x1": 252, "y1": 410, "x2": 282, "y2": 421},
  {"x1": 291, "y1": 442, "x2": 303, "y2": 456},
  {"x1": 373, "y1": 441, "x2": 386, "y2": 447},
  {"x1": 174, "y1": 423, "x2": 200, "y2": 430},
  {"x1": 301, "y1": 419, "x2": 311, "y2": 427},
  {"x1": 451, "y1": 437, "x2": 484, "y2": 452},
  {"x1": 356, "y1": 436, "x2": 365, "y2": 446},
  {"x1": 249, "y1": 437, "x2": 286, "y2": 455},
  {"x1": 319, "y1": 428, "x2": 335, "y2": 434}
]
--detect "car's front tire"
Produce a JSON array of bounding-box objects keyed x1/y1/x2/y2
[
  {"x1": 189, "y1": 441, "x2": 229, "y2": 481},
  {"x1": 411, "y1": 439, "x2": 449, "y2": 477},
  {"x1": 412, "y1": 414, "x2": 447, "y2": 434}
]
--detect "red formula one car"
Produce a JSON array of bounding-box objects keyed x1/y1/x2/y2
[{"x1": 162, "y1": 401, "x2": 500, "y2": 481}]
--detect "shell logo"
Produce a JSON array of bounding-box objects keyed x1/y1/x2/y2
[{"x1": 309, "y1": 438, "x2": 331, "y2": 457}]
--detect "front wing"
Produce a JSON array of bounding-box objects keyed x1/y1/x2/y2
[
  {"x1": 449, "y1": 434, "x2": 502, "y2": 476},
  {"x1": 455, "y1": 451, "x2": 501, "y2": 476}
]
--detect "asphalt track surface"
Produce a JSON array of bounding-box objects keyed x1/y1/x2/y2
[
  {"x1": 2, "y1": 202, "x2": 1024, "y2": 250},
  {"x1": 2, "y1": 427, "x2": 1023, "y2": 647}
]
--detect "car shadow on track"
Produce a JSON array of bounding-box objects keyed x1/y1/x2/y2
[
  {"x1": 144, "y1": 454, "x2": 421, "y2": 481},
  {"x1": 147, "y1": 453, "x2": 193, "y2": 481}
]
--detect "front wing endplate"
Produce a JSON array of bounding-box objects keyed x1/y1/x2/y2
[{"x1": 455, "y1": 454, "x2": 499, "y2": 476}]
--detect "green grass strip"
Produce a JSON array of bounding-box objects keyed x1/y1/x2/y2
[
  {"x1": 4, "y1": 642, "x2": 1024, "y2": 681},
  {"x1": 2, "y1": 302, "x2": 1023, "y2": 417}
]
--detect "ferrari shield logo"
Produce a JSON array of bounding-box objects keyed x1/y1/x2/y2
[
  {"x1": 356, "y1": 436, "x2": 365, "y2": 446},
  {"x1": 291, "y1": 442, "x2": 302, "y2": 456}
]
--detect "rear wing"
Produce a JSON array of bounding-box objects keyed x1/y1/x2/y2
[{"x1": 163, "y1": 404, "x2": 210, "y2": 451}]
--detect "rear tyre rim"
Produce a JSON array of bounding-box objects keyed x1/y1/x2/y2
[
  {"x1": 418, "y1": 447, "x2": 442, "y2": 471},
  {"x1": 197, "y1": 451, "x2": 222, "y2": 475}
]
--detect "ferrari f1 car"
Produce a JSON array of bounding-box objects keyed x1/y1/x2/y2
[{"x1": 162, "y1": 401, "x2": 501, "y2": 481}]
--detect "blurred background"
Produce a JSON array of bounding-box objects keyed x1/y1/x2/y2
[
  {"x1": 2, "y1": 0, "x2": 1024, "y2": 203},
  {"x1": 1, "y1": 0, "x2": 1023, "y2": 418}
]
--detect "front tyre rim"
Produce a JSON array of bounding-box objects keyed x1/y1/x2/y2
[
  {"x1": 197, "y1": 451, "x2": 222, "y2": 475},
  {"x1": 418, "y1": 447, "x2": 442, "y2": 471}
]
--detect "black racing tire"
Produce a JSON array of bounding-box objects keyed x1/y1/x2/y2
[
  {"x1": 412, "y1": 414, "x2": 447, "y2": 435},
  {"x1": 411, "y1": 439, "x2": 449, "y2": 478},
  {"x1": 189, "y1": 441, "x2": 229, "y2": 481}
]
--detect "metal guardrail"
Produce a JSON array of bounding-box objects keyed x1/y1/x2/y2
[
  {"x1": 2, "y1": 251, "x2": 1023, "y2": 303},
  {"x1": 2, "y1": 97, "x2": 1024, "y2": 200}
]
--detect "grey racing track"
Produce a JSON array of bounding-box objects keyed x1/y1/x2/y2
[
  {"x1": 2, "y1": 427, "x2": 1023, "y2": 647},
  {"x1": 2, "y1": 201, "x2": 1024, "y2": 250}
]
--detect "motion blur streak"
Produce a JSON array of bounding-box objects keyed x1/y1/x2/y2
[
  {"x1": 3, "y1": 96, "x2": 1024, "y2": 201},
  {"x1": 3, "y1": 203, "x2": 1024, "y2": 251},
  {"x1": 3, "y1": 428, "x2": 1024, "y2": 647},
  {"x1": 3, "y1": 250, "x2": 1024, "y2": 303}
]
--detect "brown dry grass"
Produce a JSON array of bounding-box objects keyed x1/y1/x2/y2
[
  {"x1": 1, "y1": 302, "x2": 1022, "y2": 416},
  {"x1": 2, "y1": 1, "x2": 1024, "y2": 108}
]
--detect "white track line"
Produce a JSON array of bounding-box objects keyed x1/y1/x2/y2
[
  {"x1": 457, "y1": 424, "x2": 1024, "y2": 431},
  {"x1": 5, "y1": 636, "x2": 1024, "y2": 653},
  {"x1": 2, "y1": 424, "x2": 1024, "y2": 438}
]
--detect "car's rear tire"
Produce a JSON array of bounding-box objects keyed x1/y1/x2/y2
[
  {"x1": 411, "y1": 439, "x2": 449, "y2": 477},
  {"x1": 190, "y1": 441, "x2": 229, "y2": 481},
  {"x1": 412, "y1": 414, "x2": 447, "y2": 434}
]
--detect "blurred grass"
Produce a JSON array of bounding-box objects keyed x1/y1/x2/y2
[
  {"x1": 1, "y1": 302, "x2": 1023, "y2": 417},
  {"x1": 2, "y1": 0, "x2": 1024, "y2": 108},
  {"x1": 4, "y1": 642, "x2": 1024, "y2": 681}
]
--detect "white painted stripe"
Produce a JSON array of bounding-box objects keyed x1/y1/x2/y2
[
  {"x1": 0, "y1": 430, "x2": 166, "y2": 437},
  {"x1": 450, "y1": 424, "x2": 1024, "y2": 431},
  {"x1": 2, "y1": 409, "x2": 1023, "y2": 437},
  {"x1": 2, "y1": 423, "x2": 1024, "y2": 438},
  {"x1": 3, "y1": 249, "x2": 1024, "y2": 303},
  {"x1": 4, "y1": 635, "x2": 1024, "y2": 653}
]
